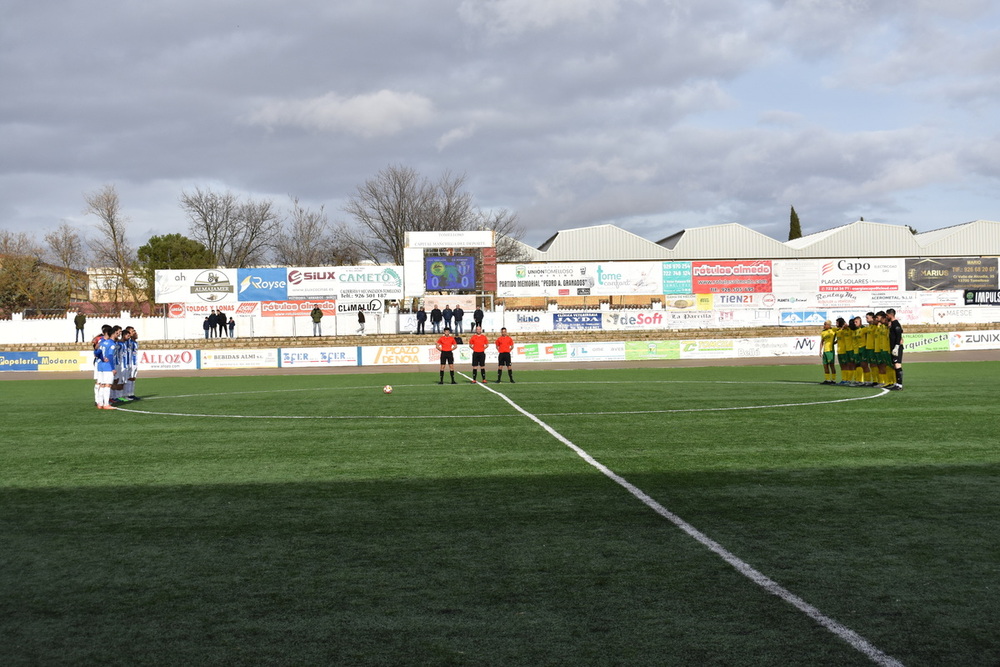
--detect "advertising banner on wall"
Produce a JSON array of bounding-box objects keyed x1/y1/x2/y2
[
  {"x1": 949, "y1": 330, "x2": 1000, "y2": 351},
  {"x1": 364, "y1": 345, "x2": 438, "y2": 366},
  {"x1": 624, "y1": 340, "x2": 680, "y2": 360},
  {"x1": 566, "y1": 342, "x2": 626, "y2": 362},
  {"x1": 903, "y1": 333, "x2": 950, "y2": 353},
  {"x1": 964, "y1": 290, "x2": 1000, "y2": 305},
  {"x1": 709, "y1": 293, "x2": 777, "y2": 309},
  {"x1": 905, "y1": 258, "x2": 999, "y2": 291},
  {"x1": 553, "y1": 312, "x2": 603, "y2": 329},
  {"x1": 336, "y1": 266, "x2": 404, "y2": 301},
  {"x1": 285, "y1": 267, "x2": 339, "y2": 300},
  {"x1": 497, "y1": 262, "x2": 663, "y2": 297},
  {"x1": 602, "y1": 311, "x2": 667, "y2": 330},
  {"x1": 279, "y1": 347, "x2": 359, "y2": 367},
  {"x1": 237, "y1": 268, "x2": 288, "y2": 302},
  {"x1": 933, "y1": 307, "x2": 1000, "y2": 324},
  {"x1": 772, "y1": 260, "x2": 821, "y2": 293},
  {"x1": 261, "y1": 300, "x2": 336, "y2": 317},
  {"x1": 691, "y1": 260, "x2": 772, "y2": 293},
  {"x1": 136, "y1": 349, "x2": 199, "y2": 371},
  {"x1": 662, "y1": 262, "x2": 693, "y2": 294},
  {"x1": 155, "y1": 269, "x2": 239, "y2": 304},
  {"x1": 34, "y1": 351, "x2": 92, "y2": 372},
  {"x1": 200, "y1": 349, "x2": 279, "y2": 369},
  {"x1": 818, "y1": 259, "x2": 903, "y2": 292}
]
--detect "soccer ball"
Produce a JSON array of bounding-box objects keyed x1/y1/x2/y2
[{"x1": 383, "y1": 385, "x2": 393, "y2": 394}]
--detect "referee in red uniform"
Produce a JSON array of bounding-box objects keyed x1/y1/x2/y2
[{"x1": 436, "y1": 328, "x2": 458, "y2": 384}]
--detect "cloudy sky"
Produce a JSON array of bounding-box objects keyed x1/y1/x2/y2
[{"x1": 3, "y1": 0, "x2": 1000, "y2": 252}]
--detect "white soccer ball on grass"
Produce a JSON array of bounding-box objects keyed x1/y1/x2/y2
[{"x1": 383, "y1": 385, "x2": 393, "y2": 394}]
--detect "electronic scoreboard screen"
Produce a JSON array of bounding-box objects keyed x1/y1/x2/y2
[{"x1": 425, "y1": 256, "x2": 476, "y2": 291}]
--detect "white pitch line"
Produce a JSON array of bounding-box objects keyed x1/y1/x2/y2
[
  {"x1": 463, "y1": 372, "x2": 905, "y2": 667},
  {"x1": 111, "y1": 408, "x2": 511, "y2": 420},
  {"x1": 116, "y1": 381, "x2": 887, "y2": 420},
  {"x1": 537, "y1": 389, "x2": 888, "y2": 416}
]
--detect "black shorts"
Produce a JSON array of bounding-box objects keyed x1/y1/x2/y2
[
  {"x1": 891, "y1": 347, "x2": 903, "y2": 365},
  {"x1": 497, "y1": 352, "x2": 511, "y2": 367},
  {"x1": 472, "y1": 351, "x2": 486, "y2": 367},
  {"x1": 439, "y1": 351, "x2": 454, "y2": 365}
]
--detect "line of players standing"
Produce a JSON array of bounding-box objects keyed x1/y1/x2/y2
[
  {"x1": 91, "y1": 324, "x2": 140, "y2": 409},
  {"x1": 434, "y1": 326, "x2": 515, "y2": 385},
  {"x1": 820, "y1": 309, "x2": 904, "y2": 391}
]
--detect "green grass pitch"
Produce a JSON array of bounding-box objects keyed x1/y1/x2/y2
[{"x1": 2, "y1": 361, "x2": 999, "y2": 665}]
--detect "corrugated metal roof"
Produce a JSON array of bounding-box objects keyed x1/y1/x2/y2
[
  {"x1": 781, "y1": 221, "x2": 923, "y2": 258},
  {"x1": 916, "y1": 220, "x2": 1000, "y2": 256},
  {"x1": 662, "y1": 223, "x2": 797, "y2": 259},
  {"x1": 529, "y1": 224, "x2": 669, "y2": 261},
  {"x1": 520, "y1": 219, "x2": 1000, "y2": 261}
]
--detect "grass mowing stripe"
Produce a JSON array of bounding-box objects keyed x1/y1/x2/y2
[
  {"x1": 113, "y1": 408, "x2": 514, "y2": 420},
  {"x1": 465, "y1": 372, "x2": 906, "y2": 667}
]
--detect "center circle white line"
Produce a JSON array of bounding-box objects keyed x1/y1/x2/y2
[
  {"x1": 114, "y1": 380, "x2": 888, "y2": 419},
  {"x1": 461, "y1": 371, "x2": 904, "y2": 667}
]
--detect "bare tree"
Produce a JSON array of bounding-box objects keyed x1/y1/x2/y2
[
  {"x1": 343, "y1": 165, "x2": 525, "y2": 265},
  {"x1": 84, "y1": 184, "x2": 144, "y2": 308},
  {"x1": 44, "y1": 222, "x2": 89, "y2": 302},
  {"x1": 473, "y1": 208, "x2": 531, "y2": 263},
  {"x1": 426, "y1": 170, "x2": 474, "y2": 231},
  {"x1": 342, "y1": 165, "x2": 437, "y2": 265},
  {"x1": 181, "y1": 187, "x2": 280, "y2": 267},
  {"x1": 230, "y1": 196, "x2": 281, "y2": 267},
  {"x1": 273, "y1": 198, "x2": 328, "y2": 266},
  {"x1": 180, "y1": 187, "x2": 239, "y2": 266}
]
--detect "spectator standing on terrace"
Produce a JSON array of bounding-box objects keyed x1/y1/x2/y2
[
  {"x1": 442, "y1": 305, "x2": 453, "y2": 331},
  {"x1": 228, "y1": 317, "x2": 236, "y2": 338},
  {"x1": 430, "y1": 306, "x2": 443, "y2": 334},
  {"x1": 203, "y1": 316, "x2": 211, "y2": 339},
  {"x1": 74, "y1": 312, "x2": 87, "y2": 342},
  {"x1": 207, "y1": 310, "x2": 218, "y2": 338},
  {"x1": 473, "y1": 306, "x2": 484, "y2": 330},
  {"x1": 217, "y1": 310, "x2": 227, "y2": 337},
  {"x1": 416, "y1": 306, "x2": 427, "y2": 334},
  {"x1": 453, "y1": 305, "x2": 465, "y2": 334},
  {"x1": 311, "y1": 305, "x2": 323, "y2": 336},
  {"x1": 357, "y1": 310, "x2": 366, "y2": 336}
]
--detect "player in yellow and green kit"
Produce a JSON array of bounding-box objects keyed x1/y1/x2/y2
[
  {"x1": 835, "y1": 317, "x2": 855, "y2": 385},
  {"x1": 858, "y1": 313, "x2": 877, "y2": 386},
  {"x1": 820, "y1": 320, "x2": 837, "y2": 384},
  {"x1": 872, "y1": 311, "x2": 894, "y2": 387}
]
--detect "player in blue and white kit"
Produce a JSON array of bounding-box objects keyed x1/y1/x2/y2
[
  {"x1": 92, "y1": 324, "x2": 112, "y2": 406},
  {"x1": 95, "y1": 328, "x2": 120, "y2": 409},
  {"x1": 124, "y1": 326, "x2": 140, "y2": 400}
]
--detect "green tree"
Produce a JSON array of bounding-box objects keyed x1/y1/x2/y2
[
  {"x1": 788, "y1": 206, "x2": 803, "y2": 240},
  {"x1": 137, "y1": 234, "x2": 216, "y2": 304}
]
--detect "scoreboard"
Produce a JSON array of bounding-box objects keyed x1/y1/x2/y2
[{"x1": 425, "y1": 256, "x2": 476, "y2": 291}]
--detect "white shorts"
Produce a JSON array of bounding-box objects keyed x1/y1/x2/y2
[{"x1": 96, "y1": 370, "x2": 115, "y2": 385}]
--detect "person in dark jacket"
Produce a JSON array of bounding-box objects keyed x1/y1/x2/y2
[
  {"x1": 430, "y1": 306, "x2": 443, "y2": 334},
  {"x1": 442, "y1": 305, "x2": 453, "y2": 331},
  {"x1": 473, "y1": 307, "x2": 484, "y2": 330},
  {"x1": 453, "y1": 306, "x2": 464, "y2": 334},
  {"x1": 416, "y1": 307, "x2": 427, "y2": 334}
]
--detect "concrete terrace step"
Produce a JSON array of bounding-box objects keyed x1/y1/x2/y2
[{"x1": 7, "y1": 324, "x2": 968, "y2": 353}]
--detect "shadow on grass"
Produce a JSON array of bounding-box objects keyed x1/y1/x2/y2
[{"x1": 0, "y1": 473, "x2": 913, "y2": 667}]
